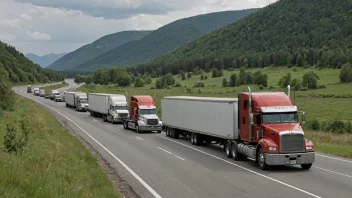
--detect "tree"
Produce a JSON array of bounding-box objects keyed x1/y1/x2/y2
[
  {"x1": 229, "y1": 74, "x2": 237, "y2": 87},
  {"x1": 0, "y1": 64, "x2": 15, "y2": 111},
  {"x1": 253, "y1": 70, "x2": 268, "y2": 87},
  {"x1": 180, "y1": 70, "x2": 186, "y2": 80},
  {"x1": 278, "y1": 73, "x2": 292, "y2": 88},
  {"x1": 134, "y1": 76, "x2": 145, "y2": 87},
  {"x1": 85, "y1": 76, "x2": 92, "y2": 84},
  {"x1": 339, "y1": 62, "x2": 352, "y2": 83},
  {"x1": 302, "y1": 71, "x2": 320, "y2": 89},
  {"x1": 222, "y1": 78, "x2": 228, "y2": 87},
  {"x1": 238, "y1": 68, "x2": 246, "y2": 85},
  {"x1": 291, "y1": 78, "x2": 302, "y2": 91},
  {"x1": 296, "y1": 54, "x2": 304, "y2": 67},
  {"x1": 187, "y1": 72, "x2": 192, "y2": 78},
  {"x1": 211, "y1": 68, "x2": 223, "y2": 78}
]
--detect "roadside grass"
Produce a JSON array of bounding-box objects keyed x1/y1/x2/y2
[
  {"x1": 40, "y1": 82, "x2": 69, "y2": 93},
  {"x1": 0, "y1": 96, "x2": 119, "y2": 197},
  {"x1": 77, "y1": 67, "x2": 352, "y2": 158}
]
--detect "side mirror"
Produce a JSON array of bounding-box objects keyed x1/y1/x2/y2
[
  {"x1": 249, "y1": 113, "x2": 254, "y2": 125},
  {"x1": 302, "y1": 112, "x2": 306, "y2": 124}
]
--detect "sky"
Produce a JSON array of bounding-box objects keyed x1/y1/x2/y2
[{"x1": 0, "y1": 0, "x2": 277, "y2": 56}]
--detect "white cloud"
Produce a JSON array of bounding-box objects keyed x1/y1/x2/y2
[
  {"x1": 0, "y1": 0, "x2": 277, "y2": 56},
  {"x1": 27, "y1": 31, "x2": 51, "y2": 40}
]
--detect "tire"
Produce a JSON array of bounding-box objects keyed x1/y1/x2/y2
[
  {"x1": 301, "y1": 163, "x2": 312, "y2": 170},
  {"x1": 257, "y1": 148, "x2": 270, "y2": 170},
  {"x1": 136, "y1": 125, "x2": 140, "y2": 133},
  {"x1": 171, "y1": 128, "x2": 179, "y2": 139},
  {"x1": 123, "y1": 121, "x2": 129, "y2": 129},
  {"x1": 157, "y1": 131, "x2": 162, "y2": 133},
  {"x1": 191, "y1": 133, "x2": 195, "y2": 145},
  {"x1": 194, "y1": 133, "x2": 200, "y2": 146},
  {"x1": 225, "y1": 140, "x2": 232, "y2": 158},
  {"x1": 111, "y1": 118, "x2": 114, "y2": 124},
  {"x1": 231, "y1": 141, "x2": 241, "y2": 161}
]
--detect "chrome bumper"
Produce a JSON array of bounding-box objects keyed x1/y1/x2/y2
[
  {"x1": 139, "y1": 126, "x2": 162, "y2": 131},
  {"x1": 265, "y1": 152, "x2": 315, "y2": 165}
]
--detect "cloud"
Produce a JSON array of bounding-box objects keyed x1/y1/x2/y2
[
  {"x1": 27, "y1": 31, "x2": 51, "y2": 40},
  {"x1": 0, "y1": 33, "x2": 15, "y2": 42},
  {"x1": 20, "y1": 13, "x2": 32, "y2": 21}
]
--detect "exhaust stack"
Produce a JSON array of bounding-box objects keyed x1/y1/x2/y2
[
  {"x1": 248, "y1": 87, "x2": 253, "y2": 142},
  {"x1": 287, "y1": 85, "x2": 291, "y2": 100}
]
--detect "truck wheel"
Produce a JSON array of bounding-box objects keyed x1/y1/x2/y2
[
  {"x1": 257, "y1": 148, "x2": 269, "y2": 170},
  {"x1": 136, "y1": 125, "x2": 140, "y2": 133},
  {"x1": 171, "y1": 129, "x2": 179, "y2": 139},
  {"x1": 166, "y1": 128, "x2": 170, "y2": 137},
  {"x1": 231, "y1": 141, "x2": 241, "y2": 161},
  {"x1": 301, "y1": 163, "x2": 312, "y2": 170},
  {"x1": 123, "y1": 121, "x2": 129, "y2": 129},
  {"x1": 191, "y1": 133, "x2": 195, "y2": 145},
  {"x1": 157, "y1": 131, "x2": 162, "y2": 133},
  {"x1": 225, "y1": 140, "x2": 232, "y2": 158},
  {"x1": 194, "y1": 133, "x2": 200, "y2": 146}
]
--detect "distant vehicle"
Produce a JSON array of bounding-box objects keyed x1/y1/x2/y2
[
  {"x1": 123, "y1": 95, "x2": 162, "y2": 133},
  {"x1": 88, "y1": 93, "x2": 129, "y2": 124},
  {"x1": 161, "y1": 85, "x2": 314, "y2": 170},
  {"x1": 27, "y1": 85, "x2": 32, "y2": 93},
  {"x1": 62, "y1": 91, "x2": 67, "y2": 102},
  {"x1": 50, "y1": 90, "x2": 60, "y2": 100},
  {"x1": 39, "y1": 89, "x2": 45, "y2": 97},
  {"x1": 65, "y1": 92, "x2": 88, "y2": 112},
  {"x1": 33, "y1": 88, "x2": 40, "y2": 96},
  {"x1": 54, "y1": 94, "x2": 63, "y2": 102},
  {"x1": 44, "y1": 93, "x2": 51, "y2": 99}
]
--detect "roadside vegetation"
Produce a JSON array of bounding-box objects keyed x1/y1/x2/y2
[
  {"x1": 76, "y1": 66, "x2": 352, "y2": 158},
  {"x1": 41, "y1": 82, "x2": 69, "y2": 93},
  {"x1": 0, "y1": 95, "x2": 120, "y2": 197}
]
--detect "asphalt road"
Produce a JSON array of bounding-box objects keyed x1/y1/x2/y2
[{"x1": 14, "y1": 80, "x2": 352, "y2": 198}]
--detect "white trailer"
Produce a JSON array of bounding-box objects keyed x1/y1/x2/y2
[
  {"x1": 161, "y1": 96, "x2": 239, "y2": 145},
  {"x1": 88, "y1": 93, "x2": 130, "y2": 124},
  {"x1": 65, "y1": 92, "x2": 88, "y2": 111}
]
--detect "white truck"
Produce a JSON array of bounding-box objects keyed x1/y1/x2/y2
[
  {"x1": 50, "y1": 90, "x2": 60, "y2": 100},
  {"x1": 33, "y1": 88, "x2": 40, "y2": 96},
  {"x1": 65, "y1": 92, "x2": 88, "y2": 112},
  {"x1": 88, "y1": 93, "x2": 130, "y2": 124}
]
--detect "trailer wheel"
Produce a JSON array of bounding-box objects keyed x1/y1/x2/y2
[
  {"x1": 166, "y1": 128, "x2": 170, "y2": 137},
  {"x1": 258, "y1": 148, "x2": 269, "y2": 170},
  {"x1": 171, "y1": 128, "x2": 179, "y2": 139},
  {"x1": 136, "y1": 125, "x2": 140, "y2": 133},
  {"x1": 225, "y1": 140, "x2": 232, "y2": 158},
  {"x1": 194, "y1": 133, "x2": 200, "y2": 146},
  {"x1": 191, "y1": 133, "x2": 195, "y2": 145},
  {"x1": 123, "y1": 121, "x2": 129, "y2": 129},
  {"x1": 231, "y1": 141, "x2": 241, "y2": 161}
]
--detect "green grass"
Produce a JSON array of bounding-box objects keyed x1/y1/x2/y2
[
  {"x1": 0, "y1": 96, "x2": 119, "y2": 197},
  {"x1": 40, "y1": 82, "x2": 69, "y2": 93},
  {"x1": 77, "y1": 66, "x2": 352, "y2": 158}
]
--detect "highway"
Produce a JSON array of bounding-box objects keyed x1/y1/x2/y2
[{"x1": 14, "y1": 80, "x2": 352, "y2": 198}]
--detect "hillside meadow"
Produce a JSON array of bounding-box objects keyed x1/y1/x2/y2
[{"x1": 77, "y1": 67, "x2": 352, "y2": 158}]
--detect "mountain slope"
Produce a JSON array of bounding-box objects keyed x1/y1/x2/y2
[
  {"x1": 26, "y1": 53, "x2": 67, "y2": 68},
  {"x1": 48, "y1": 31, "x2": 152, "y2": 71},
  {"x1": 134, "y1": 0, "x2": 352, "y2": 74},
  {"x1": 75, "y1": 9, "x2": 258, "y2": 71},
  {"x1": 0, "y1": 41, "x2": 63, "y2": 84}
]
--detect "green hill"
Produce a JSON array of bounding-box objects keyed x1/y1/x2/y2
[
  {"x1": 47, "y1": 31, "x2": 151, "y2": 71},
  {"x1": 74, "y1": 9, "x2": 258, "y2": 71},
  {"x1": 132, "y1": 0, "x2": 352, "y2": 74},
  {"x1": 0, "y1": 41, "x2": 63, "y2": 84}
]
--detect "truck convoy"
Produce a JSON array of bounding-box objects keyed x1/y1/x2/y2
[
  {"x1": 88, "y1": 93, "x2": 129, "y2": 124},
  {"x1": 27, "y1": 85, "x2": 32, "y2": 93},
  {"x1": 123, "y1": 95, "x2": 162, "y2": 133},
  {"x1": 65, "y1": 92, "x2": 89, "y2": 112},
  {"x1": 161, "y1": 86, "x2": 315, "y2": 170}
]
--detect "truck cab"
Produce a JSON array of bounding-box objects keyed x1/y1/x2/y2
[
  {"x1": 232, "y1": 86, "x2": 315, "y2": 170},
  {"x1": 123, "y1": 95, "x2": 162, "y2": 133},
  {"x1": 27, "y1": 85, "x2": 32, "y2": 93},
  {"x1": 75, "y1": 95, "x2": 89, "y2": 112},
  {"x1": 107, "y1": 95, "x2": 129, "y2": 123}
]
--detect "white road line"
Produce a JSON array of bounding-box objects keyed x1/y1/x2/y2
[
  {"x1": 32, "y1": 99, "x2": 162, "y2": 198},
  {"x1": 316, "y1": 154, "x2": 352, "y2": 163},
  {"x1": 161, "y1": 137, "x2": 322, "y2": 198},
  {"x1": 313, "y1": 166, "x2": 352, "y2": 178},
  {"x1": 158, "y1": 147, "x2": 172, "y2": 155},
  {"x1": 136, "y1": 136, "x2": 144, "y2": 140},
  {"x1": 174, "y1": 155, "x2": 185, "y2": 161}
]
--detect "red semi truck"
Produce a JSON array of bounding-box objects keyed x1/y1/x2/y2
[
  {"x1": 123, "y1": 95, "x2": 163, "y2": 133},
  {"x1": 161, "y1": 86, "x2": 315, "y2": 170}
]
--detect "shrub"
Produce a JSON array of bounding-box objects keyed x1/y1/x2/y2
[
  {"x1": 317, "y1": 85, "x2": 326, "y2": 89},
  {"x1": 3, "y1": 115, "x2": 30, "y2": 154},
  {"x1": 174, "y1": 82, "x2": 181, "y2": 87},
  {"x1": 311, "y1": 118, "x2": 320, "y2": 130},
  {"x1": 193, "y1": 82, "x2": 205, "y2": 88}
]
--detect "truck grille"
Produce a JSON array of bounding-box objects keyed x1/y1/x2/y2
[
  {"x1": 147, "y1": 119, "x2": 158, "y2": 125},
  {"x1": 118, "y1": 113, "x2": 128, "y2": 118},
  {"x1": 280, "y1": 133, "x2": 305, "y2": 153}
]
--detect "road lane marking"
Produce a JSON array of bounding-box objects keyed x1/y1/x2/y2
[
  {"x1": 32, "y1": 99, "x2": 162, "y2": 198},
  {"x1": 313, "y1": 166, "x2": 352, "y2": 178},
  {"x1": 158, "y1": 147, "x2": 172, "y2": 155},
  {"x1": 174, "y1": 155, "x2": 185, "y2": 161},
  {"x1": 316, "y1": 154, "x2": 352, "y2": 164},
  {"x1": 161, "y1": 137, "x2": 322, "y2": 198},
  {"x1": 136, "y1": 136, "x2": 144, "y2": 140}
]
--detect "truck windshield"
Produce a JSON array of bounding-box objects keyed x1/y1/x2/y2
[
  {"x1": 80, "y1": 99, "x2": 88, "y2": 104},
  {"x1": 112, "y1": 106, "x2": 127, "y2": 110},
  {"x1": 262, "y1": 112, "x2": 298, "y2": 124},
  {"x1": 139, "y1": 108, "x2": 157, "y2": 115}
]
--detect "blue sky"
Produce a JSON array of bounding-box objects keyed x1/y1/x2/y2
[{"x1": 0, "y1": 0, "x2": 277, "y2": 56}]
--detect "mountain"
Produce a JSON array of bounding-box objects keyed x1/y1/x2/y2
[
  {"x1": 74, "y1": 9, "x2": 258, "y2": 71},
  {"x1": 133, "y1": 0, "x2": 352, "y2": 74},
  {"x1": 25, "y1": 52, "x2": 67, "y2": 68},
  {"x1": 0, "y1": 40, "x2": 64, "y2": 84},
  {"x1": 47, "y1": 31, "x2": 152, "y2": 71}
]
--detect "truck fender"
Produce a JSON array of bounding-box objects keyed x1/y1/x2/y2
[
  {"x1": 255, "y1": 138, "x2": 277, "y2": 162},
  {"x1": 137, "y1": 120, "x2": 146, "y2": 126}
]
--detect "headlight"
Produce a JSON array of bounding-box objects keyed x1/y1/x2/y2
[
  {"x1": 268, "y1": 147, "x2": 277, "y2": 151},
  {"x1": 306, "y1": 146, "x2": 313, "y2": 150}
]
